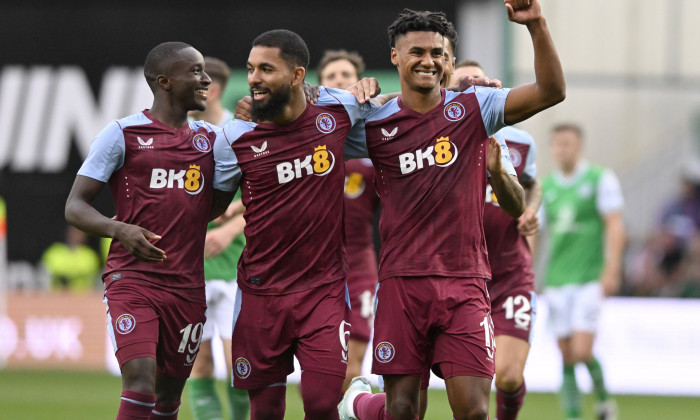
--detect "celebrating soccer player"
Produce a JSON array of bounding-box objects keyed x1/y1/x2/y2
[
  {"x1": 212, "y1": 30, "x2": 379, "y2": 420},
  {"x1": 65, "y1": 42, "x2": 222, "y2": 420},
  {"x1": 338, "y1": 1, "x2": 565, "y2": 420}
]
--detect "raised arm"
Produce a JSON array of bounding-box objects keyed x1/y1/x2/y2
[
  {"x1": 65, "y1": 175, "x2": 166, "y2": 262},
  {"x1": 503, "y1": 0, "x2": 566, "y2": 125}
]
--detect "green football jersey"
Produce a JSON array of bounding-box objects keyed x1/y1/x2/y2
[
  {"x1": 204, "y1": 189, "x2": 245, "y2": 282},
  {"x1": 542, "y1": 165, "x2": 608, "y2": 287}
]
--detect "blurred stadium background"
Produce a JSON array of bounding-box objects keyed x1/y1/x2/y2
[{"x1": 2, "y1": 0, "x2": 700, "y2": 418}]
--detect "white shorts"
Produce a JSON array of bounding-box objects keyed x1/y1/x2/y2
[
  {"x1": 202, "y1": 280, "x2": 238, "y2": 342},
  {"x1": 545, "y1": 281, "x2": 602, "y2": 338}
]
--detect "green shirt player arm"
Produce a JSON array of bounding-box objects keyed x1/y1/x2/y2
[
  {"x1": 204, "y1": 213, "x2": 245, "y2": 259},
  {"x1": 601, "y1": 211, "x2": 625, "y2": 296}
]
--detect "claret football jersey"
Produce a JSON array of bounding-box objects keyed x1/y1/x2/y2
[
  {"x1": 364, "y1": 87, "x2": 515, "y2": 281},
  {"x1": 214, "y1": 87, "x2": 376, "y2": 295},
  {"x1": 78, "y1": 110, "x2": 217, "y2": 289},
  {"x1": 483, "y1": 126, "x2": 537, "y2": 276}
]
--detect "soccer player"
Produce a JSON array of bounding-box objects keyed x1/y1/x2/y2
[
  {"x1": 540, "y1": 123, "x2": 625, "y2": 420},
  {"x1": 187, "y1": 56, "x2": 250, "y2": 420},
  {"x1": 338, "y1": 1, "x2": 565, "y2": 420},
  {"x1": 212, "y1": 29, "x2": 379, "y2": 420},
  {"x1": 65, "y1": 41, "x2": 219, "y2": 420},
  {"x1": 318, "y1": 49, "x2": 381, "y2": 393},
  {"x1": 447, "y1": 60, "x2": 541, "y2": 420}
]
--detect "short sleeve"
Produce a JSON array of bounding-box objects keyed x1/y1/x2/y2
[
  {"x1": 521, "y1": 134, "x2": 537, "y2": 183},
  {"x1": 318, "y1": 87, "x2": 378, "y2": 126},
  {"x1": 596, "y1": 169, "x2": 624, "y2": 216},
  {"x1": 77, "y1": 121, "x2": 125, "y2": 182},
  {"x1": 213, "y1": 125, "x2": 242, "y2": 192},
  {"x1": 472, "y1": 87, "x2": 511, "y2": 137}
]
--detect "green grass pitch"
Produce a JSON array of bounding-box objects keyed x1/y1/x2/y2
[{"x1": 1, "y1": 369, "x2": 698, "y2": 419}]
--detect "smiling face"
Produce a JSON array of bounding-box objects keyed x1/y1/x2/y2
[
  {"x1": 247, "y1": 45, "x2": 299, "y2": 122},
  {"x1": 319, "y1": 58, "x2": 359, "y2": 90},
  {"x1": 165, "y1": 47, "x2": 211, "y2": 112},
  {"x1": 391, "y1": 31, "x2": 445, "y2": 94}
]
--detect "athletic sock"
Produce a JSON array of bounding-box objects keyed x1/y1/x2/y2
[
  {"x1": 585, "y1": 357, "x2": 610, "y2": 403},
  {"x1": 560, "y1": 364, "x2": 582, "y2": 419},
  {"x1": 188, "y1": 378, "x2": 223, "y2": 420},
  {"x1": 117, "y1": 390, "x2": 156, "y2": 420},
  {"x1": 228, "y1": 386, "x2": 250, "y2": 420},
  {"x1": 150, "y1": 401, "x2": 181, "y2": 419},
  {"x1": 353, "y1": 392, "x2": 415, "y2": 420},
  {"x1": 496, "y1": 382, "x2": 526, "y2": 420}
]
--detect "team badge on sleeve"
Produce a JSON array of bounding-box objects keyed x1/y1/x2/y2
[
  {"x1": 509, "y1": 148, "x2": 522, "y2": 167},
  {"x1": 235, "y1": 357, "x2": 252, "y2": 379},
  {"x1": 374, "y1": 341, "x2": 395, "y2": 363},
  {"x1": 192, "y1": 134, "x2": 211, "y2": 153},
  {"x1": 443, "y1": 102, "x2": 465, "y2": 122},
  {"x1": 316, "y1": 113, "x2": 336, "y2": 133},
  {"x1": 115, "y1": 314, "x2": 136, "y2": 334}
]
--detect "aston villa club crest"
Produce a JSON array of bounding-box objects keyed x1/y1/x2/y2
[
  {"x1": 115, "y1": 314, "x2": 136, "y2": 334},
  {"x1": 192, "y1": 134, "x2": 211, "y2": 152},
  {"x1": 375, "y1": 341, "x2": 395, "y2": 363},
  {"x1": 443, "y1": 102, "x2": 465, "y2": 122},
  {"x1": 316, "y1": 113, "x2": 336, "y2": 133},
  {"x1": 235, "y1": 357, "x2": 252, "y2": 379}
]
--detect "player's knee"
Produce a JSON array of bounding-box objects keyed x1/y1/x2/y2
[
  {"x1": 387, "y1": 397, "x2": 419, "y2": 420},
  {"x1": 452, "y1": 400, "x2": 489, "y2": 420},
  {"x1": 302, "y1": 397, "x2": 339, "y2": 420},
  {"x1": 495, "y1": 365, "x2": 524, "y2": 392},
  {"x1": 121, "y1": 360, "x2": 156, "y2": 394},
  {"x1": 572, "y1": 348, "x2": 593, "y2": 363}
]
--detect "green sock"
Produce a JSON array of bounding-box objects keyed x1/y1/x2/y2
[
  {"x1": 188, "y1": 378, "x2": 224, "y2": 420},
  {"x1": 586, "y1": 357, "x2": 610, "y2": 403},
  {"x1": 227, "y1": 386, "x2": 250, "y2": 420},
  {"x1": 560, "y1": 364, "x2": 582, "y2": 419}
]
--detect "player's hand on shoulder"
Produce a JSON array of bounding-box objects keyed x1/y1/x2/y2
[
  {"x1": 517, "y1": 207, "x2": 539, "y2": 236},
  {"x1": 456, "y1": 75, "x2": 503, "y2": 91},
  {"x1": 347, "y1": 77, "x2": 381, "y2": 104},
  {"x1": 303, "y1": 82, "x2": 320, "y2": 104},
  {"x1": 504, "y1": 0, "x2": 543, "y2": 24},
  {"x1": 235, "y1": 96, "x2": 253, "y2": 122},
  {"x1": 114, "y1": 222, "x2": 166, "y2": 262}
]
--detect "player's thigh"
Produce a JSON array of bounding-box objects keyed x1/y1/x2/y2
[
  {"x1": 371, "y1": 278, "x2": 433, "y2": 376},
  {"x1": 296, "y1": 280, "x2": 350, "y2": 379},
  {"x1": 545, "y1": 285, "x2": 576, "y2": 338},
  {"x1": 445, "y1": 375, "x2": 491, "y2": 420},
  {"x1": 156, "y1": 293, "x2": 207, "y2": 379},
  {"x1": 190, "y1": 339, "x2": 214, "y2": 378},
  {"x1": 221, "y1": 338, "x2": 232, "y2": 374},
  {"x1": 571, "y1": 281, "x2": 603, "y2": 334},
  {"x1": 231, "y1": 288, "x2": 296, "y2": 389},
  {"x1": 433, "y1": 279, "x2": 495, "y2": 380},
  {"x1": 210, "y1": 280, "x2": 237, "y2": 341},
  {"x1": 494, "y1": 335, "x2": 530, "y2": 387},
  {"x1": 104, "y1": 282, "x2": 160, "y2": 369},
  {"x1": 491, "y1": 288, "x2": 537, "y2": 343}
]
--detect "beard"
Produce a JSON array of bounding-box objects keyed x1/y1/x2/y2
[{"x1": 251, "y1": 84, "x2": 292, "y2": 122}]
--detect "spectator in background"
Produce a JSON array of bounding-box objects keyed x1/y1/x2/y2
[
  {"x1": 626, "y1": 159, "x2": 700, "y2": 297},
  {"x1": 41, "y1": 224, "x2": 101, "y2": 292}
]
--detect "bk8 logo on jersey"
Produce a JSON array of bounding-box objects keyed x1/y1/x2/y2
[
  {"x1": 150, "y1": 164, "x2": 204, "y2": 195},
  {"x1": 277, "y1": 145, "x2": 336, "y2": 184},
  {"x1": 399, "y1": 136, "x2": 458, "y2": 175}
]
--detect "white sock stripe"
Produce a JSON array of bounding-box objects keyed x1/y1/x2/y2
[
  {"x1": 151, "y1": 407, "x2": 180, "y2": 416},
  {"x1": 121, "y1": 397, "x2": 156, "y2": 407},
  {"x1": 268, "y1": 382, "x2": 287, "y2": 387}
]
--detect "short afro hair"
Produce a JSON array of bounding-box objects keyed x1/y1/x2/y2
[
  {"x1": 252, "y1": 29, "x2": 310, "y2": 70},
  {"x1": 387, "y1": 9, "x2": 452, "y2": 48},
  {"x1": 143, "y1": 41, "x2": 193, "y2": 85}
]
